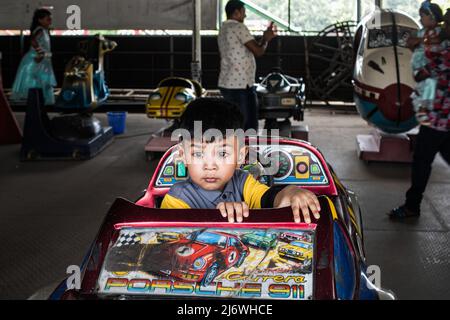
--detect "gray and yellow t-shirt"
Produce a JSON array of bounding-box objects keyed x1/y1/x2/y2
[{"x1": 161, "y1": 170, "x2": 273, "y2": 209}]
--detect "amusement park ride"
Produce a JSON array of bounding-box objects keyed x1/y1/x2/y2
[
  {"x1": 5, "y1": 3, "x2": 424, "y2": 165},
  {"x1": 143, "y1": 71, "x2": 308, "y2": 161},
  {"x1": 20, "y1": 35, "x2": 117, "y2": 160},
  {"x1": 353, "y1": 8, "x2": 421, "y2": 162},
  {"x1": 144, "y1": 77, "x2": 206, "y2": 161}
]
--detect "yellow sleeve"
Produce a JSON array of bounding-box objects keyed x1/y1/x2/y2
[
  {"x1": 160, "y1": 194, "x2": 191, "y2": 209},
  {"x1": 242, "y1": 174, "x2": 270, "y2": 209}
]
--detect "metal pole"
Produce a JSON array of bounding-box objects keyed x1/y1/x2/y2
[
  {"x1": 191, "y1": 0, "x2": 202, "y2": 83},
  {"x1": 170, "y1": 36, "x2": 174, "y2": 77},
  {"x1": 218, "y1": 0, "x2": 223, "y2": 29},
  {"x1": 357, "y1": 0, "x2": 361, "y2": 22},
  {"x1": 277, "y1": 37, "x2": 282, "y2": 69},
  {"x1": 288, "y1": 0, "x2": 291, "y2": 31}
]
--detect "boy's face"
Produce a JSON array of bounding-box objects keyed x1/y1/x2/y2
[{"x1": 179, "y1": 136, "x2": 246, "y2": 191}]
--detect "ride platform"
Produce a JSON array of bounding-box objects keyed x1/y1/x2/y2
[
  {"x1": 144, "y1": 125, "x2": 178, "y2": 161},
  {"x1": 356, "y1": 128, "x2": 418, "y2": 163},
  {"x1": 20, "y1": 89, "x2": 114, "y2": 161},
  {"x1": 291, "y1": 124, "x2": 309, "y2": 141}
]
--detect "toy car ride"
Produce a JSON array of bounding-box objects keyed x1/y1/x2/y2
[
  {"x1": 46, "y1": 136, "x2": 394, "y2": 300},
  {"x1": 146, "y1": 77, "x2": 204, "y2": 120},
  {"x1": 20, "y1": 35, "x2": 117, "y2": 160},
  {"x1": 144, "y1": 77, "x2": 206, "y2": 160},
  {"x1": 255, "y1": 69, "x2": 307, "y2": 139},
  {"x1": 353, "y1": 9, "x2": 420, "y2": 162}
]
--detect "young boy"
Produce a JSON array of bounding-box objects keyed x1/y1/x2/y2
[{"x1": 161, "y1": 98, "x2": 321, "y2": 223}]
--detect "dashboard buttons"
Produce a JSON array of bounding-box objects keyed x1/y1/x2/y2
[
  {"x1": 163, "y1": 165, "x2": 174, "y2": 177},
  {"x1": 295, "y1": 155, "x2": 310, "y2": 179},
  {"x1": 296, "y1": 162, "x2": 308, "y2": 174},
  {"x1": 310, "y1": 164, "x2": 321, "y2": 174}
]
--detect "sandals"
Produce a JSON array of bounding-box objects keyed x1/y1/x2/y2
[{"x1": 387, "y1": 205, "x2": 420, "y2": 219}]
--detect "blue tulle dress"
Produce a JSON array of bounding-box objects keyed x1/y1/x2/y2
[{"x1": 11, "y1": 27, "x2": 57, "y2": 105}]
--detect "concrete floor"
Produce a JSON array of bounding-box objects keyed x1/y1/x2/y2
[{"x1": 0, "y1": 110, "x2": 449, "y2": 299}]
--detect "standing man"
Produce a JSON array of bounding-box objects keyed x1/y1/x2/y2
[{"x1": 218, "y1": 0, "x2": 276, "y2": 131}]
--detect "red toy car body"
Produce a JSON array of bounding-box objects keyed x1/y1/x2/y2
[{"x1": 150, "y1": 230, "x2": 249, "y2": 285}]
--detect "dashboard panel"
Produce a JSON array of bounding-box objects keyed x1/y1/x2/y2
[{"x1": 154, "y1": 143, "x2": 329, "y2": 188}]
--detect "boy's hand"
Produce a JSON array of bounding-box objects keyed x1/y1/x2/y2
[
  {"x1": 274, "y1": 186, "x2": 320, "y2": 223},
  {"x1": 217, "y1": 201, "x2": 249, "y2": 223}
]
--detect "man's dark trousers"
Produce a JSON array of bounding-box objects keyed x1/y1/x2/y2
[{"x1": 219, "y1": 86, "x2": 258, "y2": 131}]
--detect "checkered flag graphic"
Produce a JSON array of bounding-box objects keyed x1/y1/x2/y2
[{"x1": 116, "y1": 231, "x2": 141, "y2": 247}]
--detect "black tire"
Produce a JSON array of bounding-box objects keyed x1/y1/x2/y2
[
  {"x1": 293, "y1": 104, "x2": 304, "y2": 121},
  {"x1": 201, "y1": 263, "x2": 219, "y2": 286}
]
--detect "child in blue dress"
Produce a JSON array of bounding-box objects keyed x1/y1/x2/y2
[{"x1": 11, "y1": 8, "x2": 56, "y2": 105}]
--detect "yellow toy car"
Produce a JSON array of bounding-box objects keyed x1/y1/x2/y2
[
  {"x1": 146, "y1": 77, "x2": 205, "y2": 119},
  {"x1": 156, "y1": 231, "x2": 183, "y2": 243},
  {"x1": 278, "y1": 240, "x2": 313, "y2": 262}
]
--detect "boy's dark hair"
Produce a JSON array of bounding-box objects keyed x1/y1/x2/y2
[
  {"x1": 225, "y1": 0, "x2": 245, "y2": 19},
  {"x1": 419, "y1": 1, "x2": 443, "y2": 23},
  {"x1": 179, "y1": 97, "x2": 244, "y2": 140}
]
